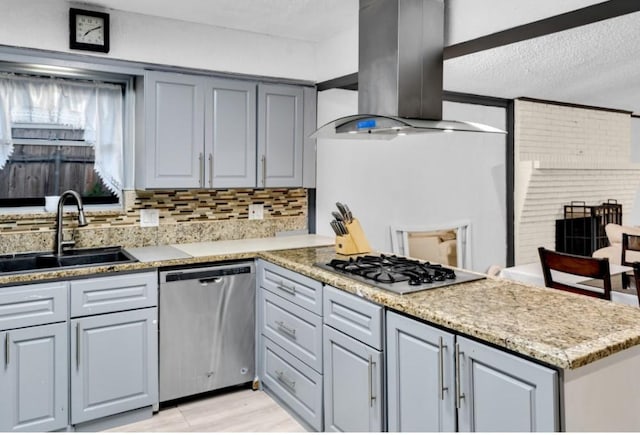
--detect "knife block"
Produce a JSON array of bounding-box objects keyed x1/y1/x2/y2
[{"x1": 335, "y1": 219, "x2": 372, "y2": 255}]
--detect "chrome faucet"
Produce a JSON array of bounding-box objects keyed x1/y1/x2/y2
[{"x1": 54, "y1": 190, "x2": 88, "y2": 256}]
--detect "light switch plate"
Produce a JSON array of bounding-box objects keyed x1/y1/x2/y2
[
  {"x1": 140, "y1": 209, "x2": 160, "y2": 227},
  {"x1": 248, "y1": 203, "x2": 264, "y2": 220}
]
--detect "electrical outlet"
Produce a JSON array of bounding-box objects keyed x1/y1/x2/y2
[
  {"x1": 248, "y1": 203, "x2": 264, "y2": 220},
  {"x1": 140, "y1": 209, "x2": 159, "y2": 227}
]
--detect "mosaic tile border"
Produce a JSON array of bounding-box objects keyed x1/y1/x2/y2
[{"x1": 0, "y1": 188, "x2": 308, "y2": 254}]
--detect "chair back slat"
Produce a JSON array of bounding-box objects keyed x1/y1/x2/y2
[
  {"x1": 631, "y1": 262, "x2": 640, "y2": 306},
  {"x1": 538, "y1": 247, "x2": 612, "y2": 300}
]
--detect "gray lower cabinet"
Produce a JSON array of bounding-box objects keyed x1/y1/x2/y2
[
  {"x1": 70, "y1": 307, "x2": 158, "y2": 425},
  {"x1": 456, "y1": 336, "x2": 558, "y2": 432},
  {"x1": 386, "y1": 311, "x2": 456, "y2": 432},
  {"x1": 257, "y1": 260, "x2": 323, "y2": 431},
  {"x1": 0, "y1": 323, "x2": 68, "y2": 432},
  {"x1": 0, "y1": 281, "x2": 69, "y2": 433},
  {"x1": 322, "y1": 285, "x2": 384, "y2": 432},
  {"x1": 387, "y1": 311, "x2": 559, "y2": 432},
  {"x1": 323, "y1": 325, "x2": 383, "y2": 432}
]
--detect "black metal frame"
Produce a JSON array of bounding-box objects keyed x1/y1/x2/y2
[{"x1": 69, "y1": 8, "x2": 110, "y2": 53}]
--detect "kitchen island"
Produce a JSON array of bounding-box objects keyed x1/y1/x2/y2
[
  {"x1": 2, "y1": 240, "x2": 640, "y2": 431},
  {"x1": 259, "y1": 246, "x2": 640, "y2": 431}
]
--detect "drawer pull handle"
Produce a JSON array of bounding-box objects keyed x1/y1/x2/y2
[
  {"x1": 76, "y1": 322, "x2": 81, "y2": 368},
  {"x1": 208, "y1": 153, "x2": 213, "y2": 188},
  {"x1": 5, "y1": 332, "x2": 9, "y2": 367},
  {"x1": 368, "y1": 355, "x2": 376, "y2": 407},
  {"x1": 438, "y1": 337, "x2": 449, "y2": 401},
  {"x1": 275, "y1": 370, "x2": 296, "y2": 392},
  {"x1": 276, "y1": 281, "x2": 296, "y2": 295},
  {"x1": 199, "y1": 153, "x2": 204, "y2": 187},
  {"x1": 275, "y1": 321, "x2": 297, "y2": 339},
  {"x1": 455, "y1": 342, "x2": 465, "y2": 409}
]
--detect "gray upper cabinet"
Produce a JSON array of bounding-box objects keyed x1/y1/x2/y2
[
  {"x1": 257, "y1": 84, "x2": 304, "y2": 188},
  {"x1": 205, "y1": 78, "x2": 257, "y2": 188},
  {"x1": 0, "y1": 323, "x2": 68, "y2": 432},
  {"x1": 139, "y1": 71, "x2": 205, "y2": 188},
  {"x1": 138, "y1": 71, "x2": 314, "y2": 190},
  {"x1": 456, "y1": 336, "x2": 558, "y2": 432},
  {"x1": 386, "y1": 311, "x2": 456, "y2": 432}
]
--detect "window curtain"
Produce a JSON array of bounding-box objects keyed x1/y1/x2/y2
[{"x1": 0, "y1": 74, "x2": 123, "y2": 197}]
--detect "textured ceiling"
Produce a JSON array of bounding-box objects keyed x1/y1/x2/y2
[
  {"x1": 81, "y1": 0, "x2": 358, "y2": 42},
  {"x1": 443, "y1": 11, "x2": 640, "y2": 114},
  {"x1": 82, "y1": 0, "x2": 640, "y2": 114}
]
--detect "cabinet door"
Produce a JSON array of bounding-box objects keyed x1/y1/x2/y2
[
  {"x1": 386, "y1": 311, "x2": 456, "y2": 432},
  {"x1": 70, "y1": 308, "x2": 158, "y2": 424},
  {"x1": 205, "y1": 78, "x2": 257, "y2": 188},
  {"x1": 323, "y1": 325, "x2": 383, "y2": 432},
  {"x1": 257, "y1": 84, "x2": 303, "y2": 187},
  {"x1": 0, "y1": 323, "x2": 68, "y2": 432},
  {"x1": 456, "y1": 336, "x2": 559, "y2": 432},
  {"x1": 144, "y1": 71, "x2": 205, "y2": 188}
]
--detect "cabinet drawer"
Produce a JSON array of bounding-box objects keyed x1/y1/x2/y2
[
  {"x1": 261, "y1": 337, "x2": 323, "y2": 431},
  {"x1": 323, "y1": 285, "x2": 383, "y2": 350},
  {"x1": 258, "y1": 261, "x2": 322, "y2": 315},
  {"x1": 70, "y1": 271, "x2": 157, "y2": 317},
  {"x1": 260, "y1": 288, "x2": 322, "y2": 373},
  {"x1": 0, "y1": 282, "x2": 67, "y2": 330}
]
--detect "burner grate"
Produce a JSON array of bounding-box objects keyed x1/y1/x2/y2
[{"x1": 326, "y1": 254, "x2": 457, "y2": 286}]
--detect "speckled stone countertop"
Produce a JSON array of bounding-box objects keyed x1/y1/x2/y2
[
  {"x1": 0, "y1": 235, "x2": 334, "y2": 286},
  {"x1": 260, "y1": 246, "x2": 640, "y2": 370},
  {"x1": 4, "y1": 240, "x2": 640, "y2": 370}
]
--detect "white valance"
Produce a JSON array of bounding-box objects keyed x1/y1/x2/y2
[{"x1": 0, "y1": 74, "x2": 123, "y2": 197}]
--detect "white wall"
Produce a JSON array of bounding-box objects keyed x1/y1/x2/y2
[
  {"x1": 316, "y1": 89, "x2": 507, "y2": 273},
  {"x1": 0, "y1": 0, "x2": 316, "y2": 81}
]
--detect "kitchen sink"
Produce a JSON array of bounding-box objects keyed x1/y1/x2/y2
[{"x1": 0, "y1": 246, "x2": 138, "y2": 275}]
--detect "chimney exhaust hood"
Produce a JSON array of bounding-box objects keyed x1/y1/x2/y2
[{"x1": 312, "y1": 0, "x2": 505, "y2": 139}]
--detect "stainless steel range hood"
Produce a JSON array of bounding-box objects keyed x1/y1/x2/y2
[{"x1": 312, "y1": 0, "x2": 505, "y2": 139}]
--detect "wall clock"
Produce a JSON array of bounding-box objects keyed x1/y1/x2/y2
[{"x1": 69, "y1": 8, "x2": 110, "y2": 53}]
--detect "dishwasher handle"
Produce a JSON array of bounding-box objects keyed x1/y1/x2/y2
[
  {"x1": 163, "y1": 264, "x2": 253, "y2": 283},
  {"x1": 199, "y1": 277, "x2": 223, "y2": 285}
]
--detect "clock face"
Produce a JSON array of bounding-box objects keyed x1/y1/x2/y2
[
  {"x1": 69, "y1": 8, "x2": 109, "y2": 52},
  {"x1": 75, "y1": 14, "x2": 105, "y2": 45}
]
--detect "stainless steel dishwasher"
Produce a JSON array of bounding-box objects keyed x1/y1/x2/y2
[{"x1": 159, "y1": 261, "x2": 255, "y2": 402}]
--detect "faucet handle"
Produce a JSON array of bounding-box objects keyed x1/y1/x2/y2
[{"x1": 60, "y1": 239, "x2": 76, "y2": 251}]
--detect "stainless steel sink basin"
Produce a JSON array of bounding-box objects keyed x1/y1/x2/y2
[{"x1": 0, "y1": 246, "x2": 138, "y2": 275}]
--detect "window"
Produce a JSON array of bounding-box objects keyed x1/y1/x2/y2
[{"x1": 0, "y1": 74, "x2": 124, "y2": 207}]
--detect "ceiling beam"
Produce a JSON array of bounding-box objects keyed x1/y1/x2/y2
[
  {"x1": 444, "y1": 0, "x2": 640, "y2": 59},
  {"x1": 317, "y1": 0, "x2": 640, "y2": 91}
]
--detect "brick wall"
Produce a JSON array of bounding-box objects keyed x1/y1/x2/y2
[{"x1": 514, "y1": 99, "x2": 640, "y2": 264}]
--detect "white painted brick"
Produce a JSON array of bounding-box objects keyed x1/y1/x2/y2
[{"x1": 514, "y1": 99, "x2": 636, "y2": 264}]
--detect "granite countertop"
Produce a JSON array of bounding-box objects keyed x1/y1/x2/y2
[
  {"x1": 0, "y1": 235, "x2": 334, "y2": 286},
  {"x1": 4, "y1": 239, "x2": 640, "y2": 371},
  {"x1": 260, "y1": 246, "x2": 640, "y2": 370}
]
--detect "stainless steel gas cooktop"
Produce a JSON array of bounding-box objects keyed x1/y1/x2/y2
[{"x1": 316, "y1": 254, "x2": 484, "y2": 295}]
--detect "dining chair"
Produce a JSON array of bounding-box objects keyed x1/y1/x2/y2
[
  {"x1": 538, "y1": 247, "x2": 612, "y2": 300},
  {"x1": 621, "y1": 233, "x2": 640, "y2": 289},
  {"x1": 630, "y1": 262, "x2": 640, "y2": 306}
]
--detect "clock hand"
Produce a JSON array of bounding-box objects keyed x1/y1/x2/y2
[{"x1": 83, "y1": 25, "x2": 102, "y2": 36}]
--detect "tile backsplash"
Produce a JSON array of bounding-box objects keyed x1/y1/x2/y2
[{"x1": 0, "y1": 188, "x2": 308, "y2": 254}]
